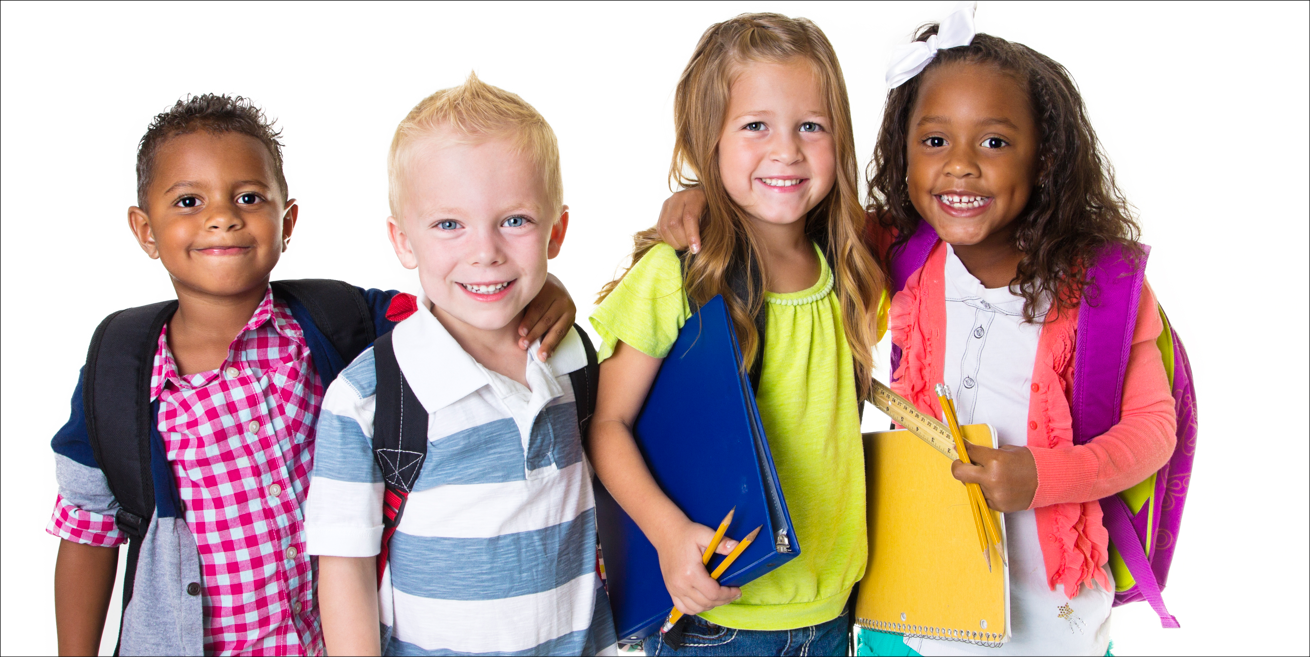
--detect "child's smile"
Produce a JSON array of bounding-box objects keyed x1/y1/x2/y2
[
  {"x1": 906, "y1": 62, "x2": 1039, "y2": 268},
  {"x1": 458, "y1": 279, "x2": 516, "y2": 301}
]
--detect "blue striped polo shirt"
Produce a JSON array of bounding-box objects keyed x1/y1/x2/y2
[{"x1": 305, "y1": 302, "x2": 616, "y2": 655}]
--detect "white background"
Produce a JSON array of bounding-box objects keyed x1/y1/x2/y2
[{"x1": 2, "y1": 2, "x2": 1306, "y2": 655}]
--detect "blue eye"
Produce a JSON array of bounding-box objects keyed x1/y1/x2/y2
[
  {"x1": 237, "y1": 193, "x2": 261, "y2": 205},
  {"x1": 800, "y1": 122, "x2": 823, "y2": 133},
  {"x1": 923, "y1": 136, "x2": 946, "y2": 148},
  {"x1": 436, "y1": 220, "x2": 459, "y2": 231},
  {"x1": 982, "y1": 137, "x2": 1008, "y2": 149},
  {"x1": 745, "y1": 121, "x2": 765, "y2": 131},
  {"x1": 502, "y1": 215, "x2": 529, "y2": 228}
]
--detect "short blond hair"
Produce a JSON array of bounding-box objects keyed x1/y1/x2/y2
[{"x1": 388, "y1": 72, "x2": 562, "y2": 218}]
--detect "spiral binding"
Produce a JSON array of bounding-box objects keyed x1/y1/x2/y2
[{"x1": 857, "y1": 617, "x2": 1005, "y2": 648}]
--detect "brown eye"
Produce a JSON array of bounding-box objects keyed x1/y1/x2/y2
[
  {"x1": 924, "y1": 136, "x2": 946, "y2": 148},
  {"x1": 237, "y1": 193, "x2": 261, "y2": 204},
  {"x1": 177, "y1": 196, "x2": 199, "y2": 208},
  {"x1": 983, "y1": 137, "x2": 1008, "y2": 149}
]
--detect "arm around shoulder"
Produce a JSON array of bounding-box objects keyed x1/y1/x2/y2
[{"x1": 1029, "y1": 281, "x2": 1178, "y2": 507}]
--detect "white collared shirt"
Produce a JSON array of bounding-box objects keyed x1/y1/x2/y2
[
  {"x1": 304, "y1": 300, "x2": 616, "y2": 656},
  {"x1": 908, "y1": 246, "x2": 1112, "y2": 656}
]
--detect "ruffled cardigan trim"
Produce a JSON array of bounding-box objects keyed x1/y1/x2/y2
[{"x1": 888, "y1": 243, "x2": 1110, "y2": 597}]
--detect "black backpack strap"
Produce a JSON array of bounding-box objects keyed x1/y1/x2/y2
[
  {"x1": 83, "y1": 301, "x2": 177, "y2": 540},
  {"x1": 83, "y1": 301, "x2": 177, "y2": 656},
  {"x1": 371, "y1": 332, "x2": 429, "y2": 586},
  {"x1": 568, "y1": 324, "x2": 600, "y2": 438},
  {"x1": 677, "y1": 250, "x2": 769, "y2": 392},
  {"x1": 272, "y1": 279, "x2": 375, "y2": 360}
]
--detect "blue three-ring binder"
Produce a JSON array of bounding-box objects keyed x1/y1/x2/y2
[{"x1": 593, "y1": 295, "x2": 800, "y2": 644}]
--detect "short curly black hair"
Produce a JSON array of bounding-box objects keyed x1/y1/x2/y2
[{"x1": 136, "y1": 94, "x2": 288, "y2": 207}]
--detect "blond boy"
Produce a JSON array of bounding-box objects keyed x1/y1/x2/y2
[{"x1": 304, "y1": 74, "x2": 616, "y2": 655}]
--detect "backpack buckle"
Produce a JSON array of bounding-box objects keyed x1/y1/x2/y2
[{"x1": 115, "y1": 509, "x2": 148, "y2": 538}]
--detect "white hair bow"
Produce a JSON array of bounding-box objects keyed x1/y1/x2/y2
[{"x1": 885, "y1": 2, "x2": 977, "y2": 89}]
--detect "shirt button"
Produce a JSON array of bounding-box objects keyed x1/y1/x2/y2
[
  {"x1": 292, "y1": 600, "x2": 302, "y2": 615},
  {"x1": 973, "y1": 327, "x2": 985, "y2": 339},
  {"x1": 269, "y1": 483, "x2": 283, "y2": 498},
  {"x1": 225, "y1": 367, "x2": 239, "y2": 379},
  {"x1": 248, "y1": 421, "x2": 260, "y2": 434},
  {"x1": 981, "y1": 301, "x2": 992, "y2": 310},
  {"x1": 1029, "y1": 420, "x2": 1039, "y2": 430},
  {"x1": 963, "y1": 377, "x2": 975, "y2": 389},
  {"x1": 1031, "y1": 383, "x2": 1040, "y2": 393},
  {"x1": 286, "y1": 546, "x2": 298, "y2": 560},
  {"x1": 186, "y1": 582, "x2": 201, "y2": 596}
]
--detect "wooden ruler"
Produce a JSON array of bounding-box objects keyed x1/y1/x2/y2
[{"x1": 867, "y1": 379, "x2": 959, "y2": 460}]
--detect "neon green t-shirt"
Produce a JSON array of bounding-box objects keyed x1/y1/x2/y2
[{"x1": 590, "y1": 242, "x2": 868, "y2": 631}]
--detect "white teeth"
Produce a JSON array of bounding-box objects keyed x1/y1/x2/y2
[
  {"x1": 939, "y1": 194, "x2": 989, "y2": 209},
  {"x1": 461, "y1": 282, "x2": 509, "y2": 294},
  {"x1": 761, "y1": 178, "x2": 802, "y2": 187}
]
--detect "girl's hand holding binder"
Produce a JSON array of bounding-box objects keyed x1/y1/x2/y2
[
  {"x1": 950, "y1": 442, "x2": 1038, "y2": 513},
  {"x1": 655, "y1": 519, "x2": 742, "y2": 615},
  {"x1": 588, "y1": 341, "x2": 742, "y2": 620}
]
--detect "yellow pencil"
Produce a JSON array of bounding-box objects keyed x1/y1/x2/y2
[
  {"x1": 944, "y1": 395, "x2": 1005, "y2": 564},
  {"x1": 937, "y1": 384, "x2": 1006, "y2": 568},
  {"x1": 663, "y1": 526, "x2": 763, "y2": 631},
  {"x1": 700, "y1": 508, "x2": 735, "y2": 566},
  {"x1": 708, "y1": 525, "x2": 761, "y2": 579}
]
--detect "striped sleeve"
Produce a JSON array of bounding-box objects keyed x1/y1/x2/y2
[{"x1": 305, "y1": 348, "x2": 386, "y2": 557}]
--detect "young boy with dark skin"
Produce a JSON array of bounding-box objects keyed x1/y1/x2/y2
[{"x1": 51, "y1": 97, "x2": 576, "y2": 656}]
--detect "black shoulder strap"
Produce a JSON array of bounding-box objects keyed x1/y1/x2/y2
[
  {"x1": 371, "y1": 332, "x2": 429, "y2": 493},
  {"x1": 568, "y1": 324, "x2": 600, "y2": 438},
  {"x1": 371, "y1": 332, "x2": 428, "y2": 585},
  {"x1": 677, "y1": 250, "x2": 768, "y2": 392},
  {"x1": 83, "y1": 300, "x2": 177, "y2": 539},
  {"x1": 272, "y1": 279, "x2": 375, "y2": 360}
]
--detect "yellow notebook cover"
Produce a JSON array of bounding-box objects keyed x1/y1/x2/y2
[{"x1": 856, "y1": 425, "x2": 1010, "y2": 647}]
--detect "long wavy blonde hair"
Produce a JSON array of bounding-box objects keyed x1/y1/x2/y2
[{"x1": 599, "y1": 12, "x2": 883, "y2": 399}]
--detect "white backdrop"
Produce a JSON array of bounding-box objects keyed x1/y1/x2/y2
[{"x1": 3, "y1": 2, "x2": 1307, "y2": 655}]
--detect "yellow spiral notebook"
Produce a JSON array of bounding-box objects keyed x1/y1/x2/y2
[{"x1": 856, "y1": 425, "x2": 1011, "y2": 647}]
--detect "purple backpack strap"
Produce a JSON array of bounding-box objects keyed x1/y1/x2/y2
[
  {"x1": 1072, "y1": 244, "x2": 1180, "y2": 628},
  {"x1": 890, "y1": 221, "x2": 940, "y2": 294},
  {"x1": 888, "y1": 222, "x2": 940, "y2": 380}
]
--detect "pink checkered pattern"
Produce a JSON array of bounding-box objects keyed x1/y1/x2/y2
[
  {"x1": 47, "y1": 494, "x2": 125, "y2": 547},
  {"x1": 49, "y1": 288, "x2": 325, "y2": 656}
]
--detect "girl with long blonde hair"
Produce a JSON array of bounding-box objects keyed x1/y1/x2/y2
[{"x1": 587, "y1": 13, "x2": 884, "y2": 656}]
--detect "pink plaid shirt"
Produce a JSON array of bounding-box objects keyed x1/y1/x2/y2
[{"x1": 48, "y1": 288, "x2": 324, "y2": 656}]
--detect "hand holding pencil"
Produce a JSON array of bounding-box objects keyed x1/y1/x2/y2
[
  {"x1": 651, "y1": 511, "x2": 742, "y2": 620},
  {"x1": 936, "y1": 384, "x2": 1007, "y2": 570},
  {"x1": 950, "y1": 441, "x2": 1039, "y2": 514}
]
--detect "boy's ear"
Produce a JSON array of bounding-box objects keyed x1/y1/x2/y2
[
  {"x1": 127, "y1": 206, "x2": 160, "y2": 259},
  {"x1": 387, "y1": 215, "x2": 419, "y2": 270},
  {"x1": 281, "y1": 199, "x2": 299, "y2": 252},
  {"x1": 547, "y1": 206, "x2": 569, "y2": 259}
]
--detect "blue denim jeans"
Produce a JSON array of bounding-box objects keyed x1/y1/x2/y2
[{"x1": 642, "y1": 606, "x2": 850, "y2": 656}]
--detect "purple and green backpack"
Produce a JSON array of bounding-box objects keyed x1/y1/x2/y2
[{"x1": 889, "y1": 222, "x2": 1196, "y2": 629}]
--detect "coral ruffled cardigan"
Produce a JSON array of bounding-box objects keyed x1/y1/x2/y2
[{"x1": 889, "y1": 243, "x2": 1177, "y2": 596}]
